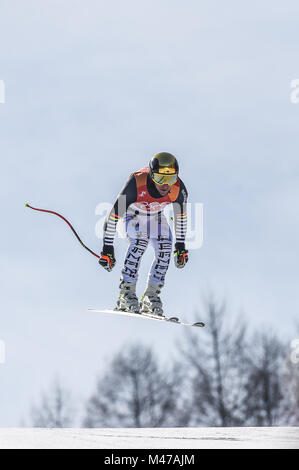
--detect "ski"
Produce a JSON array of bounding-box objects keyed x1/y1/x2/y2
[{"x1": 88, "y1": 308, "x2": 205, "y2": 328}]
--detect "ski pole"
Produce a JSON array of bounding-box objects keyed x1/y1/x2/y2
[{"x1": 25, "y1": 203, "x2": 100, "y2": 259}]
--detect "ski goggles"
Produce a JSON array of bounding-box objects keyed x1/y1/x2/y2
[{"x1": 152, "y1": 172, "x2": 178, "y2": 186}]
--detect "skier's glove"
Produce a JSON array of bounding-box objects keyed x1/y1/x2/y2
[
  {"x1": 174, "y1": 243, "x2": 188, "y2": 269},
  {"x1": 99, "y1": 245, "x2": 116, "y2": 272}
]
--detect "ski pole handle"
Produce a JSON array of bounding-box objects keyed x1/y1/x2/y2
[
  {"x1": 99, "y1": 253, "x2": 116, "y2": 272},
  {"x1": 174, "y1": 249, "x2": 189, "y2": 268}
]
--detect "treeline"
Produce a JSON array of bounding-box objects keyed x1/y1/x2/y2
[{"x1": 30, "y1": 297, "x2": 299, "y2": 427}]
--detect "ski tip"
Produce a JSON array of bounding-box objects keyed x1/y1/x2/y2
[
  {"x1": 168, "y1": 317, "x2": 179, "y2": 323},
  {"x1": 25, "y1": 202, "x2": 29, "y2": 207},
  {"x1": 193, "y1": 322, "x2": 205, "y2": 327}
]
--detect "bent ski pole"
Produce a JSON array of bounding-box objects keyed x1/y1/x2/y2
[{"x1": 25, "y1": 203, "x2": 100, "y2": 259}]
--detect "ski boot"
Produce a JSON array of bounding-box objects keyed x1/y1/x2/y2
[
  {"x1": 140, "y1": 284, "x2": 164, "y2": 316},
  {"x1": 116, "y1": 281, "x2": 140, "y2": 313}
]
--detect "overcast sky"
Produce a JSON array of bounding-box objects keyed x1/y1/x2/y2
[{"x1": 0, "y1": 0, "x2": 299, "y2": 426}]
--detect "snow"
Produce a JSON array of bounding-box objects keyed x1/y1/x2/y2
[{"x1": 0, "y1": 427, "x2": 298, "y2": 449}]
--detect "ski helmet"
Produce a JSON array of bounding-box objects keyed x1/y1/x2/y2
[{"x1": 149, "y1": 152, "x2": 179, "y2": 185}]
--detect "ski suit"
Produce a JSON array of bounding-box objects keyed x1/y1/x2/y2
[{"x1": 103, "y1": 167, "x2": 188, "y2": 286}]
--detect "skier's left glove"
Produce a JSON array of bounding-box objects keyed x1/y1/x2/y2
[
  {"x1": 99, "y1": 245, "x2": 116, "y2": 272},
  {"x1": 174, "y1": 243, "x2": 189, "y2": 269}
]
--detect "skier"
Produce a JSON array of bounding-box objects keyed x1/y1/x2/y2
[{"x1": 98, "y1": 152, "x2": 189, "y2": 315}]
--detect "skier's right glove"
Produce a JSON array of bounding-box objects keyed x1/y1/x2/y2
[
  {"x1": 174, "y1": 243, "x2": 189, "y2": 269},
  {"x1": 99, "y1": 245, "x2": 116, "y2": 272}
]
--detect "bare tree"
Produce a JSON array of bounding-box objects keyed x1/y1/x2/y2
[
  {"x1": 279, "y1": 327, "x2": 299, "y2": 425},
  {"x1": 279, "y1": 362, "x2": 299, "y2": 425},
  {"x1": 179, "y1": 295, "x2": 249, "y2": 426},
  {"x1": 31, "y1": 379, "x2": 74, "y2": 427},
  {"x1": 243, "y1": 331, "x2": 284, "y2": 426},
  {"x1": 83, "y1": 343, "x2": 184, "y2": 427}
]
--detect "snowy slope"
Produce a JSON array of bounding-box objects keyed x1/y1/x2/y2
[{"x1": 0, "y1": 427, "x2": 298, "y2": 449}]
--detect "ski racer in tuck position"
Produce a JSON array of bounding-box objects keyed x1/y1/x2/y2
[{"x1": 98, "y1": 152, "x2": 189, "y2": 316}]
